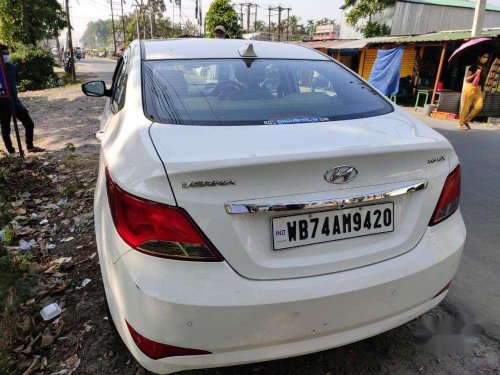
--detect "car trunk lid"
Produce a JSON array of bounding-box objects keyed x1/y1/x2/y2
[{"x1": 149, "y1": 112, "x2": 452, "y2": 280}]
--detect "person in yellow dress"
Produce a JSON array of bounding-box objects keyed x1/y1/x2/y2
[{"x1": 459, "y1": 52, "x2": 490, "y2": 130}]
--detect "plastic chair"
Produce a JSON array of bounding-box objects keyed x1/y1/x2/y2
[{"x1": 414, "y1": 90, "x2": 430, "y2": 111}]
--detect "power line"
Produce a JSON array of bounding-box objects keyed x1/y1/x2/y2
[
  {"x1": 267, "y1": 4, "x2": 291, "y2": 41},
  {"x1": 109, "y1": 0, "x2": 126, "y2": 51},
  {"x1": 80, "y1": 0, "x2": 109, "y2": 10},
  {"x1": 238, "y1": 3, "x2": 259, "y2": 32}
]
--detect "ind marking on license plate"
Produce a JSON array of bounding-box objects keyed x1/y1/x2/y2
[{"x1": 272, "y1": 202, "x2": 394, "y2": 250}]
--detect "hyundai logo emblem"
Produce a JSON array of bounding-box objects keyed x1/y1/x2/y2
[{"x1": 324, "y1": 165, "x2": 358, "y2": 184}]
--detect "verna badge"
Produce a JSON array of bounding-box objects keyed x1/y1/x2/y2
[
  {"x1": 182, "y1": 180, "x2": 236, "y2": 188},
  {"x1": 324, "y1": 166, "x2": 358, "y2": 184}
]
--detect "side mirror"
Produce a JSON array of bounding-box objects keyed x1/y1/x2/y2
[{"x1": 82, "y1": 80, "x2": 110, "y2": 97}]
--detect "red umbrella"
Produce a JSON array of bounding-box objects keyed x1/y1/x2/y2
[{"x1": 448, "y1": 37, "x2": 499, "y2": 66}]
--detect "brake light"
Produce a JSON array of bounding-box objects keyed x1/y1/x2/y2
[
  {"x1": 429, "y1": 165, "x2": 461, "y2": 226},
  {"x1": 126, "y1": 321, "x2": 211, "y2": 359},
  {"x1": 105, "y1": 168, "x2": 223, "y2": 261}
]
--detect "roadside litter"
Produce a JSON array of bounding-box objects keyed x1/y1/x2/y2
[{"x1": 40, "y1": 303, "x2": 62, "y2": 321}]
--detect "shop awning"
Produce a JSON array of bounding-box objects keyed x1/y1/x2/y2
[
  {"x1": 333, "y1": 40, "x2": 371, "y2": 50},
  {"x1": 353, "y1": 27, "x2": 500, "y2": 48},
  {"x1": 293, "y1": 40, "x2": 355, "y2": 49},
  {"x1": 299, "y1": 27, "x2": 500, "y2": 53}
]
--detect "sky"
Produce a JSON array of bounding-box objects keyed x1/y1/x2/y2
[
  {"x1": 68, "y1": 0, "x2": 345, "y2": 45},
  {"x1": 67, "y1": 0, "x2": 500, "y2": 46}
]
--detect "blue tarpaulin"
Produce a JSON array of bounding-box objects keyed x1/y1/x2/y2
[{"x1": 368, "y1": 46, "x2": 404, "y2": 95}]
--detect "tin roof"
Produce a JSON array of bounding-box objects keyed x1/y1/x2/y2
[
  {"x1": 318, "y1": 28, "x2": 500, "y2": 49},
  {"x1": 293, "y1": 40, "x2": 355, "y2": 49},
  {"x1": 334, "y1": 40, "x2": 371, "y2": 49},
  {"x1": 291, "y1": 28, "x2": 500, "y2": 52},
  {"x1": 361, "y1": 28, "x2": 500, "y2": 45},
  {"x1": 401, "y1": 0, "x2": 500, "y2": 12}
]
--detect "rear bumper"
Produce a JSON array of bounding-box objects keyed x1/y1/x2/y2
[{"x1": 98, "y1": 210, "x2": 465, "y2": 374}]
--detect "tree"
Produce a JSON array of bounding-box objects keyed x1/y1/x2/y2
[
  {"x1": 362, "y1": 21, "x2": 390, "y2": 37},
  {"x1": 150, "y1": 0, "x2": 167, "y2": 12},
  {"x1": 125, "y1": 11, "x2": 179, "y2": 42},
  {"x1": 341, "y1": 0, "x2": 395, "y2": 37},
  {"x1": 0, "y1": 0, "x2": 66, "y2": 45},
  {"x1": 181, "y1": 20, "x2": 201, "y2": 37},
  {"x1": 306, "y1": 20, "x2": 315, "y2": 37},
  {"x1": 254, "y1": 20, "x2": 266, "y2": 32},
  {"x1": 80, "y1": 19, "x2": 113, "y2": 49},
  {"x1": 315, "y1": 18, "x2": 335, "y2": 26},
  {"x1": 147, "y1": 0, "x2": 166, "y2": 37},
  {"x1": 283, "y1": 15, "x2": 301, "y2": 35},
  {"x1": 154, "y1": 15, "x2": 176, "y2": 38},
  {"x1": 204, "y1": 0, "x2": 242, "y2": 39}
]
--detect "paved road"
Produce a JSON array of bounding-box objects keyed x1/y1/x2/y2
[
  {"x1": 76, "y1": 56, "x2": 117, "y2": 84},
  {"x1": 75, "y1": 58, "x2": 500, "y2": 342},
  {"x1": 408, "y1": 110, "x2": 500, "y2": 340}
]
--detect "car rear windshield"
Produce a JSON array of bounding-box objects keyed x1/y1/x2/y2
[{"x1": 143, "y1": 59, "x2": 393, "y2": 126}]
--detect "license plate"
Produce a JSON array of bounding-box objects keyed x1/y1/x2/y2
[{"x1": 272, "y1": 202, "x2": 394, "y2": 250}]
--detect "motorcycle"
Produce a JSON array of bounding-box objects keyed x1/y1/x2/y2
[{"x1": 64, "y1": 56, "x2": 74, "y2": 74}]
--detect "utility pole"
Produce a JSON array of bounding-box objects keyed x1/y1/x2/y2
[
  {"x1": 247, "y1": 4, "x2": 251, "y2": 31},
  {"x1": 268, "y1": 5, "x2": 291, "y2": 42},
  {"x1": 277, "y1": 6, "x2": 282, "y2": 41},
  {"x1": 132, "y1": 4, "x2": 141, "y2": 39},
  {"x1": 110, "y1": 1, "x2": 126, "y2": 50},
  {"x1": 121, "y1": 0, "x2": 126, "y2": 43},
  {"x1": 147, "y1": 0, "x2": 157, "y2": 38},
  {"x1": 134, "y1": 0, "x2": 147, "y2": 39},
  {"x1": 286, "y1": 8, "x2": 290, "y2": 41},
  {"x1": 64, "y1": 0, "x2": 76, "y2": 83},
  {"x1": 141, "y1": 0, "x2": 146, "y2": 39},
  {"x1": 240, "y1": 4, "x2": 244, "y2": 29},
  {"x1": 150, "y1": 6, "x2": 154, "y2": 38},
  {"x1": 110, "y1": 0, "x2": 117, "y2": 54},
  {"x1": 254, "y1": 5, "x2": 257, "y2": 32},
  {"x1": 240, "y1": 3, "x2": 258, "y2": 32},
  {"x1": 471, "y1": 0, "x2": 487, "y2": 37},
  {"x1": 268, "y1": 7, "x2": 271, "y2": 38}
]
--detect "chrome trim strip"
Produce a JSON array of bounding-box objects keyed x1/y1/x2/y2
[{"x1": 224, "y1": 180, "x2": 428, "y2": 214}]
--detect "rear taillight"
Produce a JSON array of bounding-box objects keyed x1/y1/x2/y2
[
  {"x1": 126, "y1": 321, "x2": 211, "y2": 359},
  {"x1": 105, "y1": 168, "x2": 223, "y2": 261},
  {"x1": 429, "y1": 165, "x2": 461, "y2": 226}
]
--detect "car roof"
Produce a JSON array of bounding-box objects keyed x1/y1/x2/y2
[{"x1": 142, "y1": 38, "x2": 330, "y2": 61}]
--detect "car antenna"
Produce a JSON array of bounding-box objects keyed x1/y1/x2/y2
[{"x1": 239, "y1": 43, "x2": 257, "y2": 58}]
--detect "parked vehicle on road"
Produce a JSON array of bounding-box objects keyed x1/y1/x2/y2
[
  {"x1": 82, "y1": 39, "x2": 466, "y2": 375},
  {"x1": 74, "y1": 47, "x2": 84, "y2": 60},
  {"x1": 63, "y1": 55, "x2": 73, "y2": 74}
]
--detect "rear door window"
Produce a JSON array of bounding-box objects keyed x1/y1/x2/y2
[
  {"x1": 111, "y1": 49, "x2": 130, "y2": 112},
  {"x1": 143, "y1": 59, "x2": 393, "y2": 126}
]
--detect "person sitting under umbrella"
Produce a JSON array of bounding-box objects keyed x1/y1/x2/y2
[{"x1": 459, "y1": 52, "x2": 490, "y2": 130}]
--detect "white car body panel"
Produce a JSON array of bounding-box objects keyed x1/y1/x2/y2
[
  {"x1": 149, "y1": 112, "x2": 453, "y2": 280},
  {"x1": 91, "y1": 39, "x2": 466, "y2": 374}
]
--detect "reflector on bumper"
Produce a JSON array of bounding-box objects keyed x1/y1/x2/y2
[{"x1": 126, "y1": 320, "x2": 211, "y2": 359}]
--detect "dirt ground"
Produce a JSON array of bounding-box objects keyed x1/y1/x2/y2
[{"x1": 0, "y1": 83, "x2": 499, "y2": 375}]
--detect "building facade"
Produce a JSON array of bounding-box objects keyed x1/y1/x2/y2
[{"x1": 340, "y1": 0, "x2": 500, "y2": 39}]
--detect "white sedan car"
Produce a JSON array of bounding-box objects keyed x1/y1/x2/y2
[{"x1": 82, "y1": 39, "x2": 465, "y2": 374}]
